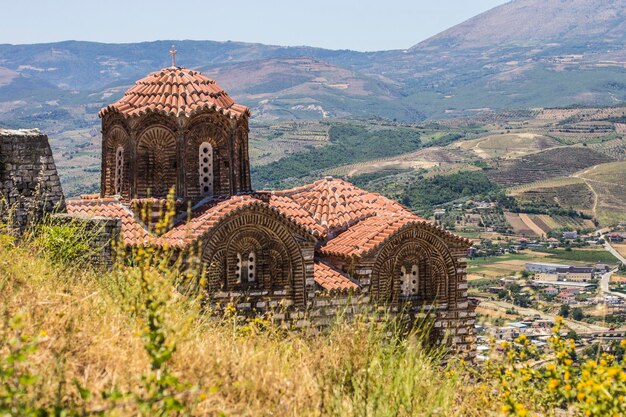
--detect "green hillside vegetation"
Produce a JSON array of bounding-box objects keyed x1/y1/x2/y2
[
  {"x1": 1, "y1": 223, "x2": 626, "y2": 416},
  {"x1": 400, "y1": 171, "x2": 498, "y2": 213},
  {"x1": 251, "y1": 124, "x2": 421, "y2": 189},
  {"x1": 348, "y1": 170, "x2": 500, "y2": 216}
]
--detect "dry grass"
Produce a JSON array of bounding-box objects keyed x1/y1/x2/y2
[{"x1": 0, "y1": 233, "x2": 490, "y2": 416}]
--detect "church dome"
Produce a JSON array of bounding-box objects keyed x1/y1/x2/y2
[{"x1": 99, "y1": 67, "x2": 250, "y2": 119}]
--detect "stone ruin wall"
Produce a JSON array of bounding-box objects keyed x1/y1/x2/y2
[{"x1": 0, "y1": 129, "x2": 65, "y2": 233}]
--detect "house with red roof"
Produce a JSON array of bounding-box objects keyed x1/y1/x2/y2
[{"x1": 64, "y1": 59, "x2": 476, "y2": 355}]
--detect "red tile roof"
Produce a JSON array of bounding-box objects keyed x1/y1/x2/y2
[
  {"x1": 319, "y1": 214, "x2": 414, "y2": 258},
  {"x1": 320, "y1": 213, "x2": 470, "y2": 258},
  {"x1": 158, "y1": 194, "x2": 321, "y2": 247},
  {"x1": 65, "y1": 178, "x2": 469, "y2": 256},
  {"x1": 274, "y1": 177, "x2": 411, "y2": 232},
  {"x1": 99, "y1": 67, "x2": 250, "y2": 120},
  {"x1": 313, "y1": 261, "x2": 360, "y2": 293},
  {"x1": 66, "y1": 197, "x2": 153, "y2": 246}
]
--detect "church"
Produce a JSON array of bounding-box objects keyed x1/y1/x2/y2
[{"x1": 64, "y1": 52, "x2": 476, "y2": 355}]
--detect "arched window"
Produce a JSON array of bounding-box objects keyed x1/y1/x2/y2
[
  {"x1": 114, "y1": 146, "x2": 124, "y2": 195},
  {"x1": 236, "y1": 251, "x2": 256, "y2": 284},
  {"x1": 400, "y1": 264, "x2": 419, "y2": 298},
  {"x1": 198, "y1": 142, "x2": 214, "y2": 196}
]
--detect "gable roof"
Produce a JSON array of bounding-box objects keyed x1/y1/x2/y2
[
  {"x1": 319, "y1": 214, "x2": 470, "y2": 258},
  {"x1": 65, "y1": 178, "x2": 470, "y2": 256},
  {"x1": 274, "y1": 177, "x2": 410, "y2": 233},
  {"x1": 313, "y1": 261, "x2": 360, "y2": 293},
  {"x1": 99, "y1": 67, "x2": 250, "y2": 120},
  {"x1": 66, "y1": 196, "x2": 152, "y2": 246}
]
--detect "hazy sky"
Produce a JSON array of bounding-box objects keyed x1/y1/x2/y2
[{"x1": 1, "y1": 0, "x2": 508, "y2": 51}]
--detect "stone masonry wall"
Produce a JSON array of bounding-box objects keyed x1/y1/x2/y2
[
  {"x1": 0, "y1": 129, "x2": 65, "y2": 233},
  {"x1": 51, "y1": 214, "x2": 121, "y2": 268}
]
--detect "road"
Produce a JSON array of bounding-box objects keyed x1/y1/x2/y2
[
  {"x1": 603, "y1": 239, "x2": 626, "y2": 266},
  {"x1": 598, "y1": 237, "x2": 626, "y2": 299}
]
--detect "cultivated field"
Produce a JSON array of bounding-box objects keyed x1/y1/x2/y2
[
  {"x1": 486, "y1": 147, "x2": 614, "y2": 187},
  {"x1": 453, "y1": 133, "x2": 559, "y2": 159},
  {"x1": 576, "y1": 161, "x2": 626, "y2": 226},
  {"x1": 511, "y1": 180, "x2": 595, "y2": 214},
  {"x1": 504, "y1": 212, "x2": 594, "y2": 236}
]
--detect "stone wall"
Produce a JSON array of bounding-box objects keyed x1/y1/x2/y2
[
  {"x1": 51, "y1": 213, "x2": 121, "y2": 268},
  {"x1": 0, "y1": 129, "x2": 65, "y2": 233}
]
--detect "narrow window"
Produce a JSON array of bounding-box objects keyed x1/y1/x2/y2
[
  {"x1": 199, "y1": 142, "x2": 213, "y2": 196},
  {"x1": 236, "y1": 253, "x2": 243, "y2": 283},
  {"x1": 400, "y1": 264, "x2": 419, "y2": 297},
  {"x1": 236, "y1": 252, "x2": 256, "y2": 284},
  {"x1": 114, "y1": 146, "x2": 124, "y2": 195},
  {"x1": 247, "y1": 251, "x2": 256, "y2": 282}
]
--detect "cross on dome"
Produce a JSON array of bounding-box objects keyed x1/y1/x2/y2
[{"x1": 170, "y1": 45, "x2": 177, "y2": 67}]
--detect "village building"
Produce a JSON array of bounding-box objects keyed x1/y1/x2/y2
[
  {"x1": 526, "y1": 262, "x2": 573, "y2": 274},
  {"x1": 49, "y1": 56, "x2": 476, "y2": 354},
  {"x1": 536, "y1": 267, "x2": 594, "y2": 283}
]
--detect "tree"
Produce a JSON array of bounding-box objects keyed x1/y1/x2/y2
[
  {"x1": 559, "y1": 304, "x2": 571, "y2": 318},
  {"x1": 572, "y1": 307, "x2": 585, "y2": 321},
  {"x1": 566, "y1": 329, "x2": 580, "y2": 341}
]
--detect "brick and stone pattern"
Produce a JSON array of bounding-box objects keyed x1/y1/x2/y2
[
  {"x1": 51, "y1": 213, "x2": 121, "y2": 268},
  {"x1": 0, "y1": 129, "x2": 65, "y2": 233}
]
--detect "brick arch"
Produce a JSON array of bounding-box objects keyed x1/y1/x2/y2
[
  {"x1": 265, "y1": 240, "x2": 291, "y2": 288},
  {"x1": 102, "y1": 113, "x2": 130, "y2": 137},
  {"x1": 206, "y1": 249, "x2": 226, "y2": 292},
  {"x1": 184, "y1": 120, "x2": 230, "y2": 198},
  {"x1": 133, "y1": 113, "x2": 178, "y2": 139},
  {"x1": 102, "y1": 125, "x2": 131, "y2": 198},
  {"x1": 371, "y1": 224, "x2": 457, "y2": 306},
  {"x1": 234, "y1": 120, "x2": 251, "y2": 192},
  {"x1": 201, "y1": 207, "x2": 307, "y2": 306},
  {"x1": 431, "y1": 258, "x2": 449, "y2": 301},
  {"x1": 136, "y1": 126, "x2": 177, "y2": 198}
]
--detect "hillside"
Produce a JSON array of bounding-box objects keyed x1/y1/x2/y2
[
  {"x1": 3, "y1": 0, "x2": 626, "y2": 129},
  {"x1": 415, "y1": 0, "x2": 626, "y2": 49}
]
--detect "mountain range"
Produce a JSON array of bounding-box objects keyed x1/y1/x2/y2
[{"x1": 2, "y1": 0, "x2": 626, "y2": 126}]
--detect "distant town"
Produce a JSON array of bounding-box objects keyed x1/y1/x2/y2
[{"x1": 459, "y1": 219, "x2": 626, "y2": 360}]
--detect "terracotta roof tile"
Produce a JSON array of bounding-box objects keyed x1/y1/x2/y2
[
  {"x1": 313, "y1": 261, "x2": 360, "y2": 293},
  {"x1": 319, "y1": 215, "x2": 413, "y2": 258},
  {"x1": 66, "y1": 198, "x2": 153, "y2": 246},
  {"x1": 65, "y1": 179, "x2": 469, "y2": 258},
  {"x1": 319, "y1": 213, "x2": 470, "y2": 258},
  {"x1": 99, "y1": 67, "x2": 250, "y2": 120},
  {"x1": 274, "y1": 177, "x2": 418, "y2": 234}
]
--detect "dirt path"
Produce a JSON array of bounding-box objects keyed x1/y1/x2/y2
[{"x1": 573, "y1": 165, "x2": 600, "y2": 218}]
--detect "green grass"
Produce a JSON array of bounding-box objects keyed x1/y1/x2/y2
[
  {"x1": 530, "y1": 248, "x2": 619, "y2": 264},
  {"x1": 2, "y1": 222, "x2": 626, "y2": 416},
  {"x1": 0, "y1": 224, "x2": 485, "y2": 416},
  {"x1": 468, "y1": 253, "x2": 534, "y2": 267}
]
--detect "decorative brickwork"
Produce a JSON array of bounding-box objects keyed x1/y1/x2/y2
[
  {"x1": 0, "y1": 129, "x2": 64, "y2": 233},
  {"x1": 100, "y1": 67, "x2": 251, "y2": 203},
  {"x1": 201, "y1": 206, "x2": 315, "y2": 309},
  {"x1": 65, "y1": 63, "x2": 477, "y2": 358}
]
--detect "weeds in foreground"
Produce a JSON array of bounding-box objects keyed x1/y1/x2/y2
[
  {"x1": 1, "y1": 198, "x2": 626, "y2": 415},
  {"x1": 476, "y1": 317, "x2": 626, "y2": 417}
]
